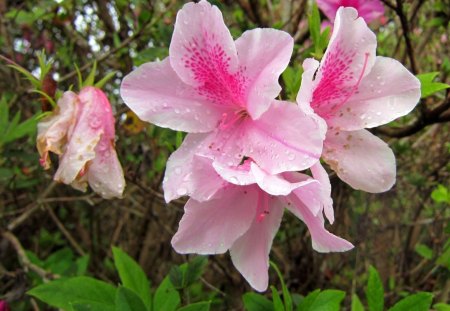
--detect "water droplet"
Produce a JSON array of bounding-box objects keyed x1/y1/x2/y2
[
  {"x1": 288, "y1": 153, "x2": 296, "y2": 161},
  {"x1": 177, "y1": 187, "x2": 187, "y2": 196},
  {"x1": 175, "y1": 167, "x2": 182, "y2": 175}
]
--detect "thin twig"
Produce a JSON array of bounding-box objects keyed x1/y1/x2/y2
[
  {"x1": 45, "y1": 206, "x2": 86, "y2": 256},
  {"x1": 7, "y1": 181, "x2": 57, "y2": 231},
  {"x1": 2, "y1": 231, "x2": 59, "y2": 281}
]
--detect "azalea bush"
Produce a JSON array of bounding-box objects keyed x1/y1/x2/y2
[{"x1": 0, "y1": 0, "x2": 449, "y2": 310}]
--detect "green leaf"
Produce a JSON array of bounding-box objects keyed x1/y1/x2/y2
[
  {"x1": 308, "y1": 2, "x2": 321, "y2": 55},
  {"x1": 71, "y1": 301, "x2": 114, "y2": 311},
  {"x1": 83, "y1": 61, "x2": 97, "y2": 87},
  {"x1": 7, "y1": 64, "x2": 40, "y2": 88},
  {"x1": 436, "y1": 238, "x2": 450, "y2": 270},
  {"x1": 115, "y1": 286, "x2": 147, "y2": 311},
  {"x1": 112, "y1": 247, "x2": 151, "y2": 310},
  {"x1": 366, "y1": 266, "x2": 384, "y2": 311},
  {"x1": 352, "y1": 294, "x2": 365, "y2": 311},
  {"x1": 177, "y1": 301, "x2": 211, "y2": 311},
  {"x1": 74, "y1": 63, "x2": 83, "y2": 90},
  {"x1": 433, "y1": 303, "x2": 450, "y2": 311},
  {"x1": 28, "y1": 276, "x2": 116, "y2": 310},
  {"x1": 95, "y1": 71, "x2": 117, "y2": 88},
  {"x1": 270, "y1": 261, "x2": 292, "y2": 311},
  {"x1": 242, "y1": 293, "x2": 274, "y2": 311},
  {"x1": 388, "y1": 292, "x2": 433, "y2": 311},
  {"x1": 153, "y1": 277, "x2": 180, "y2": 311},
  {"x1": 169, "y1": 265, "x2": 185, "y2": 289},
  {"x1": 297, "y1": 289, "x2": 321, "y2": 310},
  {"x1": 416, "y1": 72, "x2": 450, "y2": 98},
  {"x1": 431, "y1": 185, "x2": 450, "y2": 204},
  {"x1": 282, "y1": 66, "x2": 303, "y2": 100},
  {"x1": 271, "y1": 286, "x2": 285, "y2": 311},
  {"x1": 185, "y1": 256, "x2": 208, "y2": 287},
  {"x1": 414, "y1": 244, "x2": 433, "y2": 259},
  {"x1": 299, "y1": 290, "x2": 346, "y2": 311},
  {"x1": 76, "y1": 255, "x2": 90, "y2": 276}
]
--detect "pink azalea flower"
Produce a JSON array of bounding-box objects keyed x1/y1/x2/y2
[
  {"x1": 37, "y1": 87, "x2": 125, "y2": 199},
  {"x1": 0, "y1": 301, "x2": 10, "y2": 311},
  {"x1": 171, "y1": 156, "x2": 353, "y2": 291},
  {"x1": 317, "y1": 0, "x2": 385, "y2": 24},
  {"x1": 120, "y1": 0, "x2": 325, "y2": 196},
  {"x1": 298, "y1": 7, "x2": 421, "y2": 192}
]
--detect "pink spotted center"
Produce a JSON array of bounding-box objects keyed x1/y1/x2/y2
[
  {"x1": 182, "y1": 31, "x2": 250, "y2": 126},
  {"x1": 312, "y1": 45, "x2": 370, "y2": 119}
]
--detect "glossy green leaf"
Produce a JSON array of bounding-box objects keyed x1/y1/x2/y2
[
  {"x1": 352, "y1": 294, "x2": 365, "y2": 311},
  {"x1": 433, "y1": 303, "x2": 450, "y2": 311},
  {"x1": 388, "y1": 292, "x2": 433, "y2": 311},
  {"x1": 28, "y1": 276, "x2": 116, "y2": 310},
  {"x1": 242, "y1": 293, "x2": 274, "y2": 311},
  {"x1": 71, "y1": 301, "x2": 114, "y2": 311},
  {"x1": 271, "y1": 286, "x2": 285, "y2": 311},
  {"x1": 366, "y1": 266, "x2": 384, "y2": 311},
  {"x1": 414, "y1": 244, "x2": 433, "y2": 259},
  {"x1": 115, "y1": 286, "x2": 147, "y2": 311},
  {"x1": 177, "y1": 301, "x2": 211, "y2": 311},
  {"x1": 153, "y1": 276, "x2": 180, "y2": 311},
  {"x1": 112, "y1": 247, "x2": 151, "y2": 310},
  {"x1": 416, "y1": 72, "x2": 450, "y2": 98}
]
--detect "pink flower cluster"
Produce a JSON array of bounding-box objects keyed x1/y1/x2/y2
[{"x1": 121, "y1": 1, "x2": 420, "y2": 291}]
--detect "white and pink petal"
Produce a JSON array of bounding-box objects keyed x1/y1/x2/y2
[
  {"x1": 171, "y1": 185, "x2": 258, "y2": 254},
  {"x1": 328, "y1": 57, "x2": 421, "y2": 130},
  {"x1": 230, "y1": 195, "x2": 284, "y2": 292},
  {"x1": 120, "y1": 58, "x2": 227, "y2": 133},
  {"x1": 235, "y1": 28, "x2": 293, "y2": 118},
  {"x1": 323, "y1": 129, "x2": 396, "y2": 193},
  {"x1": 311, "y1": 7, "x2": 377, "y2": 118}
]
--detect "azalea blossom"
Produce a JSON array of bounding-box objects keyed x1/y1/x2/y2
[
  {"x1": 37, "y1": 87, "x2": 125, "y2": 199},
  {"x1": 298, "y1": 7, "x2": 421, "y2": 192},
  {"x1": 317, "y1": 0, "x2": 385, "y2": 24},
  {"x1": 121, "y1": 0, "x2": 325, "y2": 201},
  {"x1": 171, "y1": 156, "x2": 353, "y2": 291}
]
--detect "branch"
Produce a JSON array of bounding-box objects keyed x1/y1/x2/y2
[{"x1": 2, "y1": 231, "x2": 59, "y2": 281}]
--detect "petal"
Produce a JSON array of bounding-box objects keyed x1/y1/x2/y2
[
  {"x1": 54, "y1": 91, "x2": 104, "y2": 185},
  {"x1": 235, "y1": 28, "x2": 293, "y2": 118},
  {"x1": 297, "y1": 58, "x2": 320, "y2": 113},
  {"x1": 316, "y1": 0, "x2": 341, "y2": 22},
  {"x1": 230, "y1": 195, "x2": 284, "y2": 292},
  {"x1": 37, "y1": 91, "x2": 77, "y2": 169},
  {"x1": 212, "y1": 160, "x2": 256, "y2": 186},
  {"x1": 285, "y1": 195, "x2": 354, "y2": 253},
  {"x1": 282, "y1": 171, "x2": 323, "y2": 217},
  {"x1": 171, "y1": 185, "x2": 258, "y2": 254},
  {"x1": 323, "y1": 129, "x2": 396, "y2": 193},
  {"x1": 356, "y1": 0, "x2": 385, "y2": 23},
  {"x1": 251, "y1": 163, "x2": 320, "y2": 197},
  {"x1": 328, "y1": 57, "x2": 421, "y2": 130},
  {"x1": 169, "y1": 1, "x2": 244, "y2": 107},
  {"x1": 310, "y1": 163, "x2": 334, "y2": 224},
  {"x1": 312, "y1": 7, "x2": 377, "y2": 119},
  {"x1": 163, "y1": 133, "x2": 225, "y2": 203},
  {"x1": 87, "y1": 137, "x2": 125, "y2": 199},
  {"x1": 120, "y1": 58, "x2": 227, "y2": 133},
  {"x1": 244, "y1": 100, "x2": 324, "y2": 174}
]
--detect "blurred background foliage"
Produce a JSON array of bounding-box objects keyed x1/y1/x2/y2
[{"x1": 0, "y1": 0, "x2": 449, "y2": 310}]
